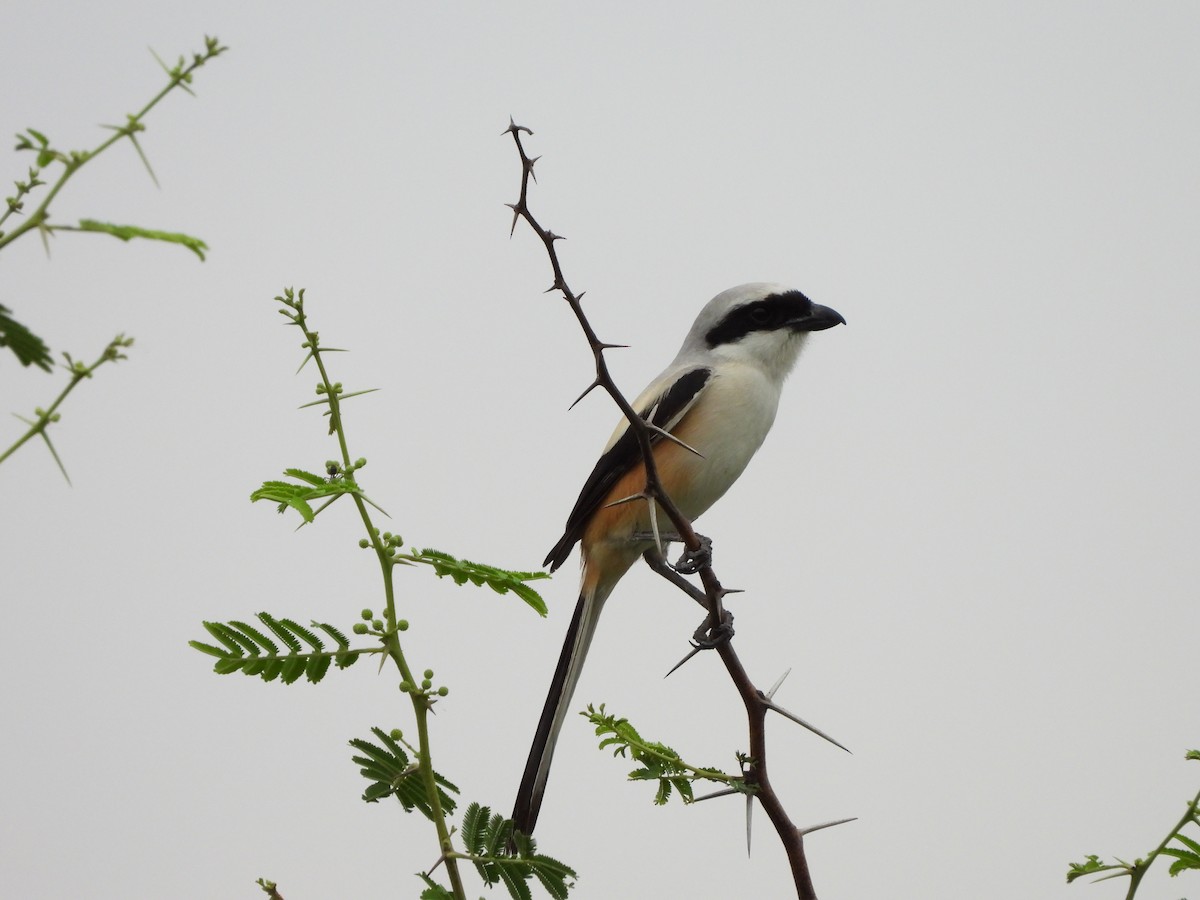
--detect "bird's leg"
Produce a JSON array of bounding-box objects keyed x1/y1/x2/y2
[
  {"x1": 631, "y1": 531, "x2": 713, "y2": 575},
  {"x1": 642, "y1": 549, "x2": 736, "y2": 677},
  {"x1": 641, "y1": 546, "x2": 707, "y2": 609}
]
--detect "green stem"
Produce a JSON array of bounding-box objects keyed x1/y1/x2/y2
[
  {"x1": 0, "y1": 336, "x2": 129, "y2": 471},
  {"x1": 1125, "y1": 787, "x2": 1200, "y2": 899},
  {"x1": 0, "y1": 38, "x2": 224, "y2": 253},
  {"x1": 299, "y1": 302, "x2": 466, "y2": 900}
]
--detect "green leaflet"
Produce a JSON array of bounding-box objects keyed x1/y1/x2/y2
[
  {"x1": 75, "y1": 219, "x2": 209, "y2": 261},
  {"x1": 0, "y1": 304, "x2": 52, "y2": 371}
]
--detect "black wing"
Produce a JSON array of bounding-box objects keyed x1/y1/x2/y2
[{"x1": 543, "y1": 367, "x2": 712, "y2": 571}]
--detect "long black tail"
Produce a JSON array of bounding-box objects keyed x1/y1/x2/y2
[{"x1": 511, "y1": 583, "x2": 607, "y2": 836}]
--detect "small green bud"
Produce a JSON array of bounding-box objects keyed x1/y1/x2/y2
[
  {"x1": 399, "y1": 681, "x2": 412, "y2": 693},
  {"x1": 437, "y1": 686, "x2": 449, "y2": 697},
  {"x1": 352, "y1": 623, "x2": 368, "y2": 635},
  {"x1": 360, "y1": 609, "x2": 373, "y2": 620},
  {"x1": 389, "y1": 729, "x2": 403, "y2": 740},
  {"x1": 421, "y1": 679, "x2": 432, "y2": 690},
  {"x1": 372, "y1": 619, "x2": 383, "y2": 631},
  {"x1": 358, "y1": 539, "x2": 369, "y2": 549},
  {"x1": 423, "y1": 669, "x2": 434, "y2": 679},
  {"x1": 354, "y1": 458, "x2": 366, "y2": 469},
  {"x1": 397, "y1": 620, "x2": 409, "y2": 631}
]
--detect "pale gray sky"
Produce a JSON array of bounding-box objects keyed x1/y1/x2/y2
[{"x1": 3, "y1": 3, "x2": 1198, "y2": 899}]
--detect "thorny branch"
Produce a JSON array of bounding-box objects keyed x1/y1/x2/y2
[{"x1": 504, "y1": 120, "x2": 846, "y2": 900}]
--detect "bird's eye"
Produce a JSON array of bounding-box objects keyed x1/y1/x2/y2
[{"x1": 748, "y1": 305, "x2": 774, "y2": 324}]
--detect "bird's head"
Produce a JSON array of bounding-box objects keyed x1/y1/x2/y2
[{"x1": 678, "y1": 282, "x2": 845, "y2": 381}]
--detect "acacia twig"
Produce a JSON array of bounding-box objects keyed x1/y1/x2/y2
[{"x1": 505, "y1": 120, "x2": 839, "y2": 900}]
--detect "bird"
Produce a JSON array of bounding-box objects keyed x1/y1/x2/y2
[{"x1": 511, "y1": 282, "x2": 844, "y2": 836}]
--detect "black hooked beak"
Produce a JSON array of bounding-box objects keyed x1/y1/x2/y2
[{"x1": 790, "y1": 303, "x2": 846, "y2": 332}]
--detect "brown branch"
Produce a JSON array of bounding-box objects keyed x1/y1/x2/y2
[{"x1": 504, "y1": 120, "x2": 835, "y2": 900}]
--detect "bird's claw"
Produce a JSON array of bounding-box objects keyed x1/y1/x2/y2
[
  {"x1": 692, "y1": 608, "x2": 734, "y2": 648},
  {"x1": 673, "y1": 534, "x2": 713, "y2": 575}
]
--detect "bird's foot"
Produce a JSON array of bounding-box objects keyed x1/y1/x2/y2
[{"x1": 673, "y1": 534, "x2": 713, "y2": 575}]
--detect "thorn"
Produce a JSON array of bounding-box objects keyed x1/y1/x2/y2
[
  {"x1": 647, "y1": 499, "x2": 662, "y2": 556},
  {"x1": 148, "y1": 46, "x2": 171, "y2": 75},
  {"x1": 663, "y1": 644, "x2": 703, "y2": 678},
  {"x1": 746, "y1": 793, "x2": 753, "y2": 856},
  {"x1": 545, "y1": 230, "x2": 565, "y2": 242},
  {"x1": 596, "y1": 341, "x2": 629, "y2": 351},
  {"x1": 797, "y1": 817, "x2": 858, "y2": 837},
  {"x1": 527, "y1": 155, "x2": 540, "y2": 183},
  {"x1": 647, "y1": 422, "x2": 704, "y2": 458},
  {"x1": 41, "y1": 431, "x2": 70, "y2": 485},
  {"x1": 603, "y1": 491, "x2": 648, "y2": 510},
  {"x1": 691, "y1": 786, "x2": 740, "y2": 803},
  {"x1": 569, "y1": 379, "x2": 602, "y2": 410},
  {"x1": 760, "y1": 696, "x2": 851, "y2": 753},
  {"x1": 128, "y1": 134, "x2": 159, "y2": 188},
  {"x1": 766, "y1": 668, "x2": 792, "y2": 700},
  {"x1": 505, "y1": 203, "x2": 522, "y2": 237}
]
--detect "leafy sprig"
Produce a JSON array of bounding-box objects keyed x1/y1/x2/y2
[
  {"x1": 198, "y1": 288, "x2": 572, "y2": 898},
  {"x1": 440, "y1": 803, "x2": 576, "y2": 900},
  {"x1": 350, "y1": 726, "x2": 459, "y2": 817},
  {"x1": 585, "y1": 704, "x2": 742, "y2": 806},
  {"x1": 2, "y1": 36, "x2": 226, "y2": 477},
  {"x1": 1, "y1": 35, "x2": 225, "y2": 255},
  {"x1": 1068, "y1": 749, "x2": 1200, "y2": 897}
]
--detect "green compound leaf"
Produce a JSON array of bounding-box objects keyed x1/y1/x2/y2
[
  {"x1": 350, "y1": 727, "x2": 458, "y2": 820},
  {"x1": 458, "y1": 802, "x2": 576, "y2": 900},
  {"x1": 74, "y1": 219, "x2": 209, "y2": 261},
  {"x1": 251, "y1": 469, "x2": 364, "y2": 523},
  {"x1": 400, "y1": 548, "x2": 550, "y2": 616},
  {"x1": 189, "y1": 613, "x2": 370, "y2": 685}
]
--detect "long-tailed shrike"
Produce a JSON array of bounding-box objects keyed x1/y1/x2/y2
[{"x1": 511, "y1": 282, "x2": 844, "y2": 835}]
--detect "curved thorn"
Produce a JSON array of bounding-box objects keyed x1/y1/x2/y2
[{"x1": 569, "y1": 379, "x2": 602, "y2": 410}]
